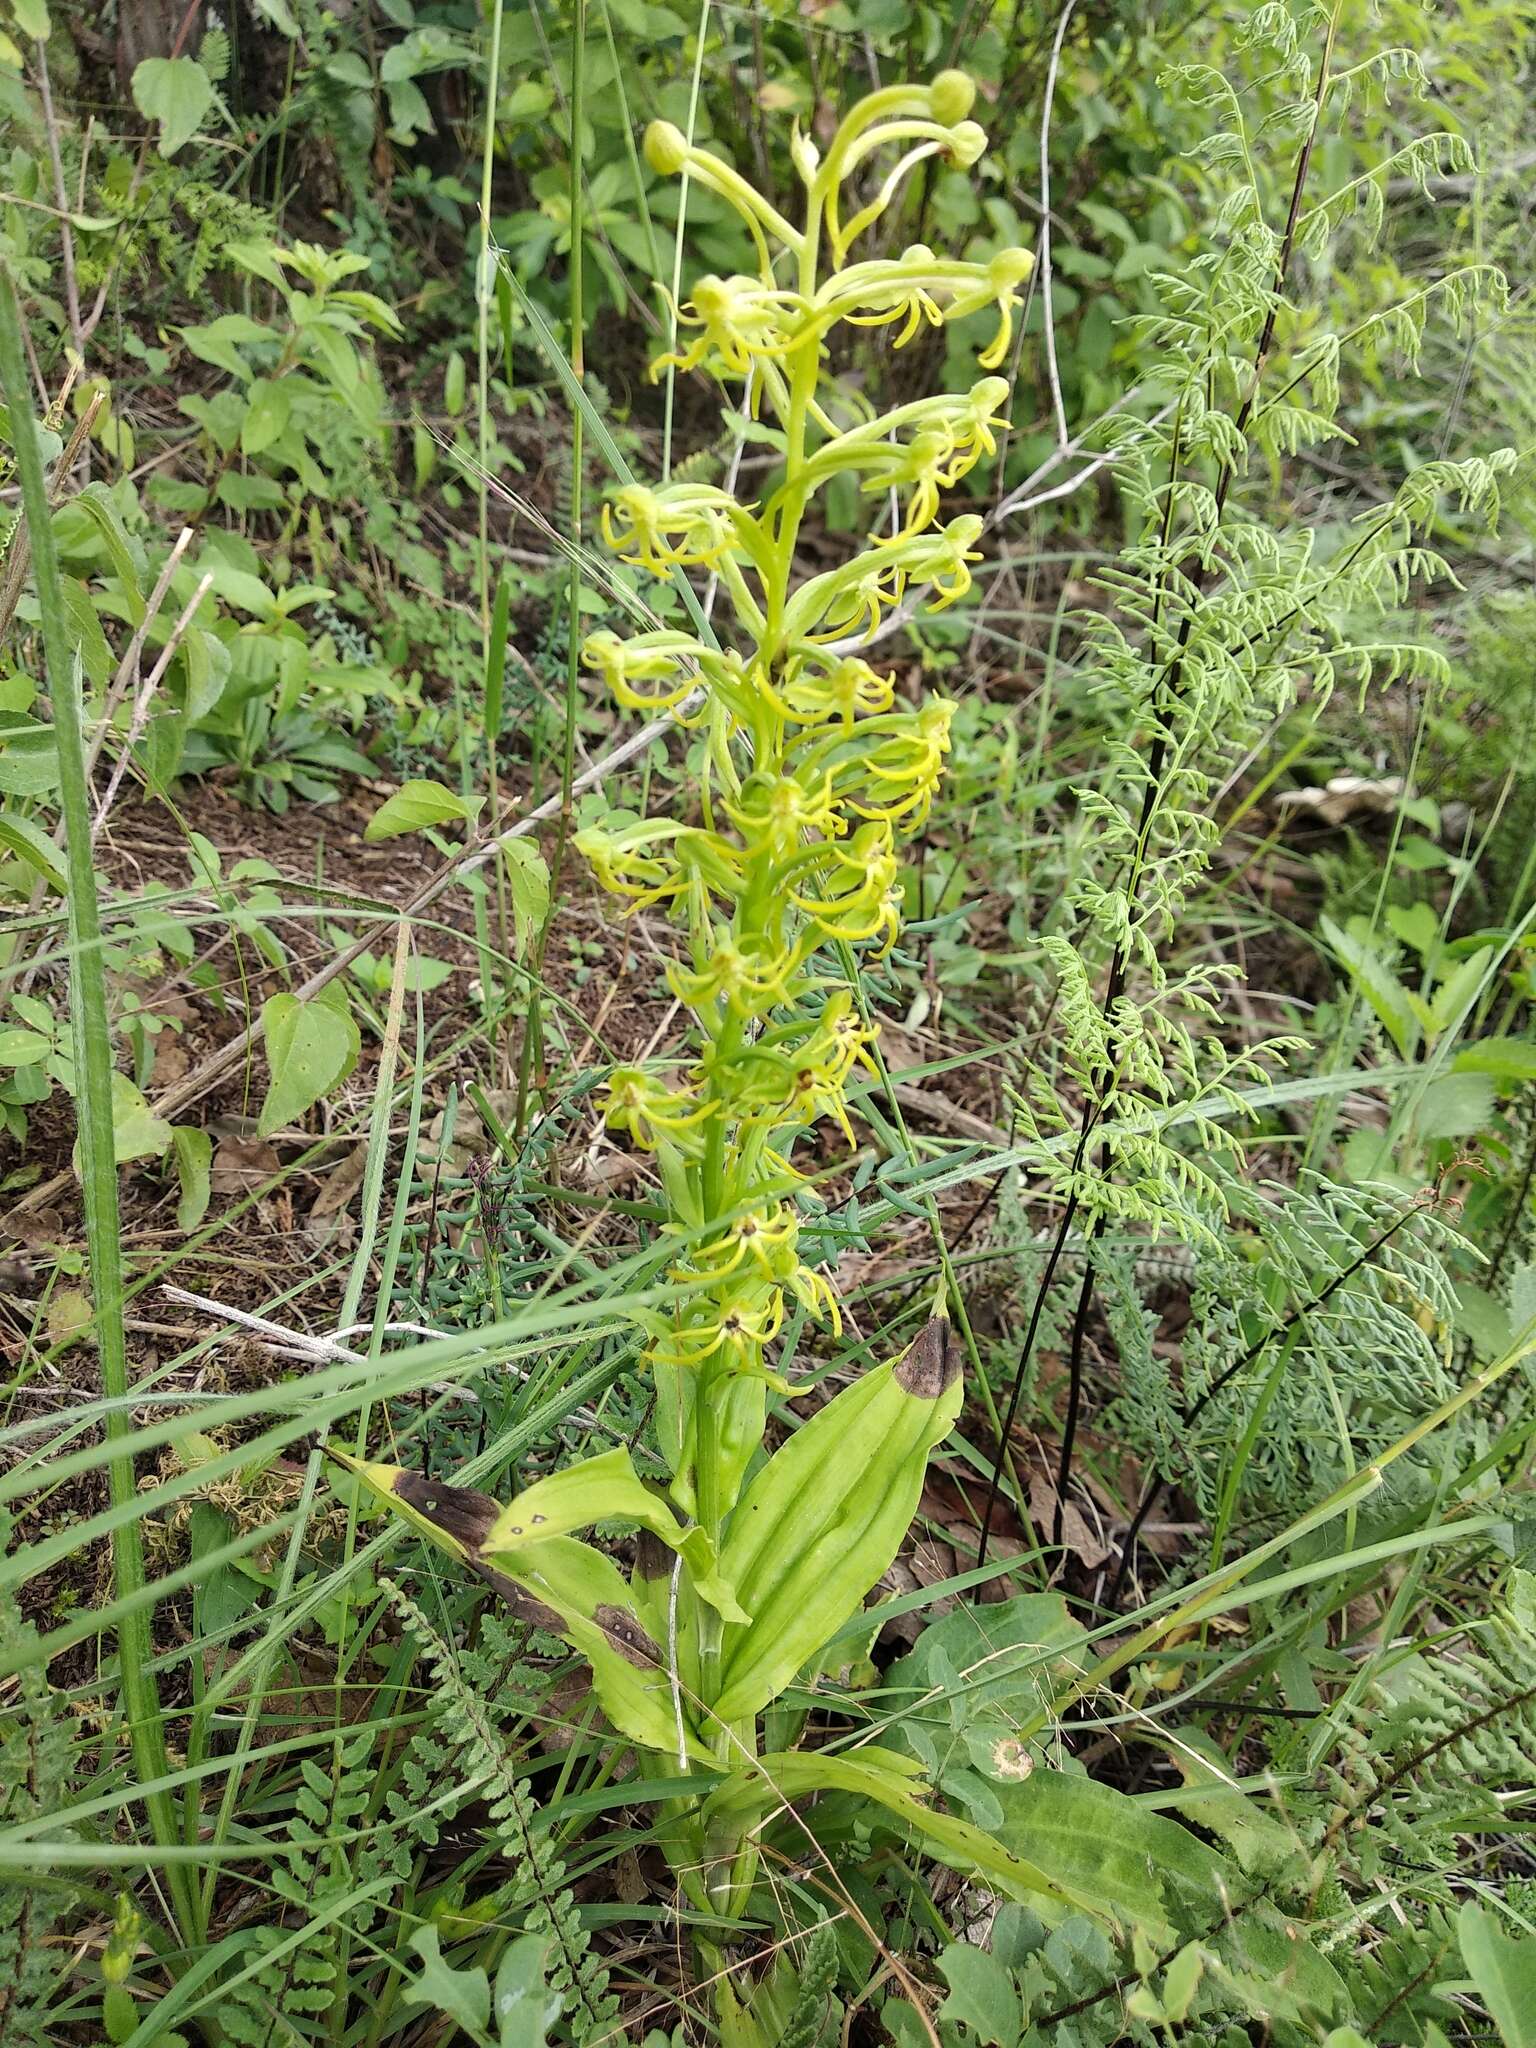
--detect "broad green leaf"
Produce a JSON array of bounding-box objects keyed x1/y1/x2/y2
[
  {"x1": 938, "y1": 1943, "x2": 1021, "y2": 2046},
  {"x1": 217, "y1": 473, "x2": 286, "y2": 513},
  {"x1": 492, "y1": 1937, "x2": 562, "y2": 2048},
  {"x1": 0, "y1": 1027, "x2": 51, "y2": 1066},
  {"x1": 81, "y1": 1073, "x2": 173, "y2": 1167},
  {"x1": 12, "y1": 0, "x2": 49, "y2": 40},
  {"x1": 1386, "y1": 899, "x2": 1440, "y2": 958},
  {"x1": 443, "y1": 349, "x2": 467, "y2": 417},
  {"x1": 708, "y1": 1748, "x2": 1098, "y2": 1918},
  {"x1": 178, "y1": 314, "x2": 272, "y2": 379},
  {"x1": 1454, "y1": 1280, "x2": 1511, "y2": 1360},
  {"x1": 0, "y1": 718, "x2": 62, "y2": 796},
  {"x1": 326, "y1": 1453, "x2": 691, "y2": 1758},
  {"x1": 987, "y1": 1772, "x2": 1346, "y2": 2020},
  {"x1": 131, "y1": 57, "x2": 215, "y2": 158},
  {"x1": 1416, "y1": 1071, "x2": 1496, "y2": 1142},
  {"x1": 486, "y1": 1533, "x2": 686, "y2": 1756},
  {"x1": 482, "y1": 1446, "x2": 747, "y2": 1623},
  {"x1": 714, "y1": 1329, "x2": 962, "y2": 1721},
  {"x1": 1512, "y1": 1264, "x2": 1536, "y2": 1334},
  {"x1": 172, "y1": 1126, "x2": 212, "y2": 1231},
  {"x1": 241, "y1": 377, "x2": 293, "y2": 456},
  {"x1": 1460, "y1": 1901, "x2": 1536, "y2": 2047},
  {"x1": 225, "y1": 239, "x2": 290, "y2": 290},
  {"x1": 403, "y1": 1928, "x2": 490, "y2": 2042},
  {"x1": 500, "y1": 838, "x2": 550, "y2": 957},
  {"x1": 258, "y1": 990, "x2": 359, "y2": 1137},
  {"x1": 365, "y1": 777, "x2": 480, "y2": 842}
]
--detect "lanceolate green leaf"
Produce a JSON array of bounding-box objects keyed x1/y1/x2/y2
[
  {"x1": 365, "y1": 776, "x2": 480, "y2": 842},
  {"x1": 172, "y1": 1125, "x2": 212, "y2": 1231},
  {"x1": 499, "y1": 837, "x2": 550, "y2": 958}
]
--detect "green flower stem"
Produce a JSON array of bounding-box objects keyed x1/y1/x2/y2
[{"x1": 0, "y1": 267, "x2": 202, "y2": 1949}]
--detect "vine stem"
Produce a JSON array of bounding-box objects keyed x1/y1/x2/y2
[{"x1": 0, "y1": 267, "x2": 202, "y2": 1948}]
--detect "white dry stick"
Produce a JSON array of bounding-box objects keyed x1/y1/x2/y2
[
  {"x1": 36, "y1": 45, "x2": 83, "y2": 356},
  {"x1": 92, "y1": 571, "x2": 215, "y2": 837},
  {"x1": 85, "y1": 526, "x2": 195, "y2": 780},
  {"x1": 160, "y1": 1288, "x2": 615, "y2": 1425},
  {"x1": 1038, "y1": 0, "x2": 1080, "y2": 455},
  {"x1": 161, "y1": 1284, "x2": 482, "y2": 1400}
]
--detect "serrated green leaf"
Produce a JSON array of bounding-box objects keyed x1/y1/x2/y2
[
  {"x1": 1455, "y1": 1036, "x2": 1536, "y2": 1083},
  {"x1": 1320, "y1": 915, "x2": 1418, "y2": 1056},
  {"x1": 1428, "y1": 945, "x2": 1495, "y2": 1036},
  {"x1": 1416, "y1": 1071, "x2": 1495, "y2": 1142}
]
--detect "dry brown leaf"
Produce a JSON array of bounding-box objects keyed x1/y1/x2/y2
[
  {"x1": 309, "y1": 1144, "x2": 367, "y2": 1220},
  {"x1": 211, "y1": 1134, "x2": 281, "y2": 1197},
  {"x1": 1027, "y1": 1464, "x2": 1111, "y2": 1571},
  {"x1": 150, "y1": 1032, "x2": 191, "y2": 1088},
  {"x1": 1275, "y1": 774, "x2": 1403, "y2": 826}
]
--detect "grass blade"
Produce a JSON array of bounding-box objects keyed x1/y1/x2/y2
[{"x1": 0, "y1": 265, "x2": 201, "y2": 1945}]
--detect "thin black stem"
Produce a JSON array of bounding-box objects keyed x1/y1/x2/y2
[
  {"x1": 1055, "y1": 1211, "x2": 1107, "y2": 1549},
  {"x1": 1108, "y1": 1189, "x2": 1431, "y2": 1604},
  {"x1": 1488, "y1": 1106, "x2": 1536, "y2": 1293},
  {"x1": 1014, "y1": 32, "x2": 1339, "y2": 1551},
  {"x1": 976, "y1": 1187, "x2": 1080, "y2": 1569}
]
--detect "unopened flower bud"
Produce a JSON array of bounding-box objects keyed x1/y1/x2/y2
[
  {"x1": 990, "y1": 247, "x2": 1034, "y2": 290},
  {"x1": 930, "y1": 69, "x2": 976, "y2": 125},
  {"x1": 791, "y1": 126, "x2": 821, "y2": 183},
  {"x1": 644, "y1": 120, "x2": 690, "y2": 176},
  {"x1": 946, "y1": 120, "x2": 988, "y2": 168}
]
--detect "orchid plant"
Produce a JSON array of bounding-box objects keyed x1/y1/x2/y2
[
  {"x1": 338, "y1": 72, "x2": 1044, "y2": 1946},
  {"x1": 577, "y1": 72, "x2": 1026, "y2": 1518}
]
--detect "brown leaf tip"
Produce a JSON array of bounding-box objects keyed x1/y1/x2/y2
[
  {"x1": 894, "y1": 1315, "x2": 960, "y2": 1400},
  {"x1": 394, "y1": 1471, "x2": 500, "y2": 1554},
  {"x1": 595, "y1": 1604, "x2": 663, "y2": 1669}
]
